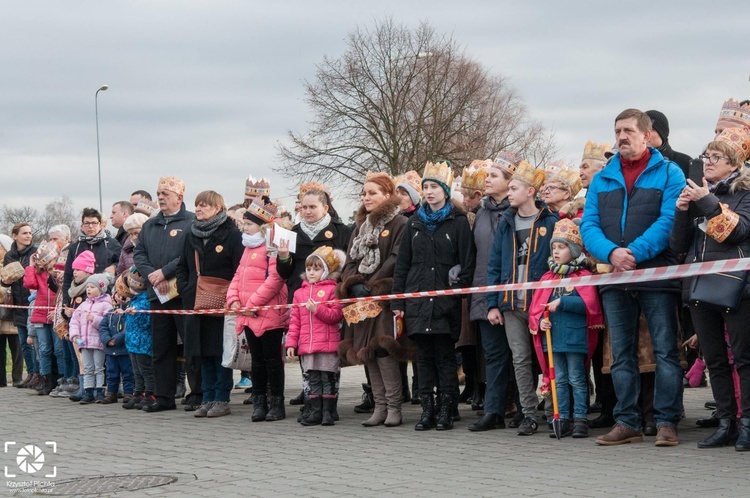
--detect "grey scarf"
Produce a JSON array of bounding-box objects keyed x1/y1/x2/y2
[
  {"x1": 349, "y1": 207, "x2": 398, "y2": 274},
  {"x1": 300, "y1": 213, "x2": 331, "y2": 241},
  {"x1": 191, "y1": 210, "x2": 228, "y2": 239},
  {"x1": 78, "y1": 229, "x2": 107, "y2": 245}
]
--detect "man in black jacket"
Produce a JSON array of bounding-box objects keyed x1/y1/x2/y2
[
  {"x1": 133, "y1": 177, "x2": 197, "y2": 412},
  {"x1": 646, "y1": 110, "x2": 692, "y2": 179}
]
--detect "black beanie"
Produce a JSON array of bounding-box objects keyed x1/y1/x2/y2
[{"x1": 646, "y1": 110, "x2": 669, "y2": 142}]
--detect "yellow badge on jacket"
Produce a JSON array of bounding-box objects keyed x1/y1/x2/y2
[
  {"x1": 538, "y1": 227, "x2": 547, "y2": 237},
  {"x1": 170, "y1": 229, "x2": 178, "y2": 237},
  {"x1": 317, "y1": 290, "x2": 326, "y2": 298},
  {"x1": 215, "y1": 245, "x2": 223, "y2": 253},
  {"x1": 381, "y1": 230, "x2": 390, "y2": 237},
  {"x1": 251, "y1": 253, "x2": 257, "y2": 260},
  {"x1": 324, "y1": 231, "x2": 333, "y2": 239}
]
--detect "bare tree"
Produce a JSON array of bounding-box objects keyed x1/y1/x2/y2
[
  {"x1": 0, "y1": 196, "x2": 78, "y2": 243},
  {"x1": 276, "y1": 18, "x2": 556, "y2": 194}
]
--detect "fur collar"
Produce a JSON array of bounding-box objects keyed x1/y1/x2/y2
[{"x1": 355, "y1": 195, "x2": 401, "y2": 227}]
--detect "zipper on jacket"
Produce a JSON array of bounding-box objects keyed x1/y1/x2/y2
[{"x1": 308, "y1": 283, "x2": 314, "y2": 352}]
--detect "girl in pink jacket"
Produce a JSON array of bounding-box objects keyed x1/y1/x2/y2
[
  {"x1": 285, "y1": 246, "x2": 345, "y2": 426},
  {"x1": 226, "y1": 198, "x2": 289, "y2": 422},
  {"x1": 68, "y1": 273, "x2": 112, "y2": 404}
]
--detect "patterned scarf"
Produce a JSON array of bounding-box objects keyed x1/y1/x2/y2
[
  {"x1": 191, "y1": 210, "x2": 228, "y2": 239},
  {"x1": 417, "y1": 201, "x2": 453, "y2": 232},
  {"x1": 78, "y1": 229, "x2": 107, "y2": 245},
  {"x1": 349, "y1": 207, "x2": 399, "y2": 275},
  {"x1": 547, "y1": 255, "x2": 587, "y2": 276},
  {"x1": 300, "y1": 213, "x2": 331, "y2": 241},
  {"x1": 708, "y1": 171, "x2": 740, "y2": 193}
]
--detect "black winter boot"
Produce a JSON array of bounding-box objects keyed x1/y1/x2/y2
[
  {"x1": 123, "y1": 393, "x2": 143, "y2": 410},
  {"x1": 297, "y1": 395, "x2": 312, "y2": 423},
  {"x1": 79, "y1": 388, "x2": 95, "y2": 404},
  {"x1": 322, "y1": 397, "x2": 336, "y2": 426},
  {"x1": 289, "y1": 389, "x2": 305, "y2": 405},
  {"x1": 436, "y1": 393, "x2": 454, "y2": 431},
  {"x1": 415, "y1": 394, "x2": 435, "y2": 431},
  {"x1": 251, "y1": 394, "x2": 268, "y2": 422},
  {"x1": 265, "y1": 395, "x2": 286, "y2": 421},
  {"x1": 572, "y1": 418, "x2": 589, "y2": 438},
  {"x1": 734, "y1": 417, "x2": 750, "y2": 451},
  {"x1": 354, "y1": 383, "x2": 374, "y2": 413},
  {"x1": 301, "y1": 396, "x2": 323, "y2": 426},
  {"x1": 698, "y1": 418, "x2": 738, "y2": 448}
]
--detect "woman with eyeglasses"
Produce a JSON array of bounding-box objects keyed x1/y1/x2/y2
[
  {"x1": 541, "y1": 167, "x2": 582, "y2": 217},
  {"x1": 670, "y1": 127, "x2": 750, "y2": 451}
]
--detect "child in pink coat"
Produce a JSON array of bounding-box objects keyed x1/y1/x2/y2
[
  {"x1": 68, "y1": 273, "x2": 113, "y2": 404},
  {"x1": 285, "y1": 246, "x2": 345, "y2": 426}
]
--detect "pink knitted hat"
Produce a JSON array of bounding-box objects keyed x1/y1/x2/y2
[{"x1": 71, "y1": 250, "x2": 96, "y2": 274}]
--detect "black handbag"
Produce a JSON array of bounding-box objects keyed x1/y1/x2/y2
[{"x1": 688, "y1": 271, "x2": 748, "y2": 313}]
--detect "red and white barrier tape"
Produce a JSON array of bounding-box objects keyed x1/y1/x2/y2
[{"x1": 2, "y1": 258, "x2": 750, "y2": 316}]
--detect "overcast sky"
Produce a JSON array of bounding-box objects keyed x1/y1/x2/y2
[{"x1": 1, "y1": 1, "x2": 748, "y2": 225}]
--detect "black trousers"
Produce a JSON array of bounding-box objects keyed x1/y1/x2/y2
[
  {"x1": 150, "y1": 299, "x2": 185, "y2": 406},
  {"x1": 0, "y1": 334, "x2": 23, "y2": 385},
  {"x1": 246, "y1": 327, "x2": 285, "y2": 397},
  {"x1": 691, "y1": 301, "x2": 750, "y2": 419},
  {"x1": 413, "y1": 333, "x2": 458, "y2": 399}
]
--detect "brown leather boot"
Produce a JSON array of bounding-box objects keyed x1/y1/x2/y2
[
  {"x1": 100, "y1": 392, "x2": 119, "y2": 404},
  {"x1": 595, "y1": 423, "x2": 644, "y2": 445}
]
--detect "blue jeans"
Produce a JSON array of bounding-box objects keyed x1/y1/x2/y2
[
  {"x1": 35, "y1": 324, "x2": 65, "y2": 377},
  {"x1": 16, "y1": 326, "x2": 38, "y2": 375},
  {"x1": 601, "y1": 290, "x2": 683, "y2": 430},
  {"x1": 478, "y1": 320, "x2": 511, "y2": 416},
  {"x1": 201, "y1": 356, "x2": 233, "y2": 402},
  {"x1": 106, "y1": 354, "x2": 135, "y2": 395},
  {"x1": 553, "y1": 352, "x2": 588, "y2": 420},
  {"x1": 62, "y1": 339, "x2": 79, "y2": 379}
]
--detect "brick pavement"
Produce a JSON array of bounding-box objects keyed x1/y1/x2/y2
[{"x1": 1, "y1": 364, "x2": 747, "y2": 497}]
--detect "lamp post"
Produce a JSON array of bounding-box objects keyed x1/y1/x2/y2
[{"x1": 95, "y1": 84, "x2": 109, "y2": 213}]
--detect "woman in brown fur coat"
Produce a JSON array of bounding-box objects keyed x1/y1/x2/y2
[{"x1": 337, "y1": 172, "x2": 408, "y2": 427}]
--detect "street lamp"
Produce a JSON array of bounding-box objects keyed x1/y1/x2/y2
[{"x1": 95, "y1": 84, "x2": 109, "y2": 213}]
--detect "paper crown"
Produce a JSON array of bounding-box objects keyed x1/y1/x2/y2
[
  {"x1": 298, "y1": 181, "x2": 332, "y2": 201},
  {"x1": 307, "y1": 246, "x2": 345, "y2": 273},
  {"x1": 714, "y1": 127, "x2": 750, "y2": 162},
  {"x1": 492, "y1": 151, "x2": 520, "y2": 174},
  {"x1": 158, "y1": 177, "x2": 186, "y2": 196},
  {"x1": 553, "y1": 169, "x2": 583, "y2": 197},
  {"x1": 395, "y1": 170, "x2": 423, "y2": 195},
  {"x1": 551, "y1": 218, "x2": 583, "y2": 248},
  {"x1": 35, "y1": 241, "x2": 60, "y2": 270},
  {"x1": 246, "y1": 196, "x2": 278, "y2": 224},
  {"x1": 422, "y1": 161, "x2": 454, "y2": 189},
  {"x1": 512, "y1": 160, "x2": 546, "y2": 190},
  {"x1": 582, "y1": 140, "x2": 611, "y2": 162},
  {"x1": 545, "y1": 160, "x2": 570, "y2": 178},
  {"x1": 461, "y1": 160, "x2": 491, "y2": 193},
  {"x1": 244, "y1": 176, "x2": 271, "y2": 200},
  {"x1": 115, "y1": 273, "x2": 134, "y2": 299},
  {"x1": 134, "y1": 199, "x2": 158, "y2": 217},
  {"x1": 126, "y1": 266, "x2": 147, "y2": 293},
  {"x1": 718, "y1": 99, "x2": 750, "y2": 129}
]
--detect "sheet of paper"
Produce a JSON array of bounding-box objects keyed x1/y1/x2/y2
[{"x1": 273, "y1": 224, "x2": 297, "y2": 254}]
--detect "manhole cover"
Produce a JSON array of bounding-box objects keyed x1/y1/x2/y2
[{"x1": 46, "y1": 474, "x2": 177, "y2": 495}]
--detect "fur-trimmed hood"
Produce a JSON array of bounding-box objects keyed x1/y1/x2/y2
[{"x1": 354, "y1": 195, "x2": 401, "y2": 227}]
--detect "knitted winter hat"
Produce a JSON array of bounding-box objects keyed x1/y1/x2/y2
[
  {"x1": 126, "y1": 266, "x2": 147, "y2": 294},
  {"x1": 85, "y1": 273, "x2": 110, "y2": 294},
  {"x1": 550, "y1": 218, "x2": 583, "y2": 259},
  {"x1": 71, "y1": 250, "x2": 96, "y2": 274},
  {"x1": 646, "y1": 110, "x2": 669, "y2": 142},
  {"x1": 0, "y1": 234, "x2": 12, "y2": 252},
  {"x1": 115, "y1": 273, "x2": 134, "y2": 299},
  {"x1": 123, "y1": 213, "x2": 149, "y2": 231}
]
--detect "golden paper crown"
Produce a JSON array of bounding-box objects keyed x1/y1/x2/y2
[
  {"x1": 158, "y1": 177, "x2": 186, "y2": 196},
  {"x1": 545, "y1": 160, "x2": 570, "y2": 178},
  {"x1": 246, "y1": 197, "x2": 278, "y2": 224},
  {"x1": 134, "y1": 199, "x2": 158, "y2": 217},
  {"x1": 715, "y1": 127, "x2": 750, "y2": 162},
  {"x1": 551, "y1": 218, "x2": 583, "y2": 248},
  {"x1": 492, "y1": 151, "x2": 520, "y2": 174},
  {"x1": 308, "y1": 246, "x2": 345, "y2": 273},
  {"x1": 718, "y1": 99, "x2": 750, "y2": 129},
  {"x1": 298, "y1": 181, "x2": 332, "y2": 201},
  {"x1": 422, "y1": 161, "x2": 454, "y2": 189},
  {"x1": 244, "y1": 176, "x2": 271, "y2": 199},
  {"x1": 512, "y1": 160, "x2": 546, "y2": 190},
  {"x1": 115, "y1": 273, "x2": 134, "y2": 300},
  {"x1": 582, "y1": 140, "x2": 611, "y2": 162},
  {"x1": 394, "y1": 170, "x2": 423, "y2": 197},
  {"x1": 554, "y1": 169, "x2": 583, "y2": 197},
  {"x1": 461, "y1": 160, "x2": 491, "y2": 193}
]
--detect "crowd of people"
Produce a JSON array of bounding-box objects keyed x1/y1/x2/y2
[{"x1": 2, "y1": 100, "x2": 750, "y2": 452}]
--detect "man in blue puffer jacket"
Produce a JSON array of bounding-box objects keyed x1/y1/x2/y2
[{"x1": 581, "y1": 108, "x2": 686, "y2": 447}]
